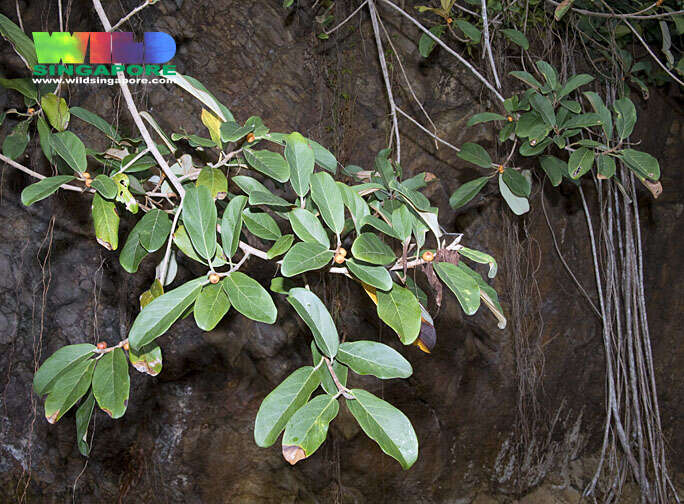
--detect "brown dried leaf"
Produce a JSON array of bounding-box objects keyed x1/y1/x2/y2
[
  {"x1": 422, "y1": 263, "x2": 443, "y2": 309},
  {"x1": 640, "y1": 178, "x2": 662, "y2": 199},
  {"x1": 282, "y1": 445, "x2": 306, "y2": 465}
]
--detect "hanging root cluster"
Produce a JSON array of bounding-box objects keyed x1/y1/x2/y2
[{"x1": 580, "y1": 171, "x2": 678, "y2": 503}]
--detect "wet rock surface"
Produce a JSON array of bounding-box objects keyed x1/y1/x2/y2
[{"x1": 0, "y1": 1, "x2": 683, "y2": 502}]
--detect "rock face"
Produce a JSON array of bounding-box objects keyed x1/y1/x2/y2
[{"x1": 0, "y1": 1, "x2": 682, "y2": 502}]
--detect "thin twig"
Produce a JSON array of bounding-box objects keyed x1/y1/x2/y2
[
  {"x1": 368, "y1": 0, "x2": 401, "y2": 163},
  {"x1": 109, "y1": 0, "x2": 150, "y2": 31},
  {"x1": 158, "y1": 196, "x2": 183, "y2": 284},
  {"x1": 396, "y1": 106, "x2": 460, "y2": 153},
  {"x1": 545, "y1": 0, "x2": 683, "y2": 20},
  {"x1": 0, "y1": 153, "x2": 90, "y2": 193},
  {"x1": 378, "y1": 0, "x2": 505, "y2": 103},
  {"x1": 324, "y1": 0, "x2": 369, "y2": 35}
]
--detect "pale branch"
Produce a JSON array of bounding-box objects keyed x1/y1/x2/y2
[
  {"x1": 480, "y1": 0, "x2": 502, "y2": 89},
  {"x1": 92, "y1": 0, "x2": 187, "y2": 198},
  {"x1": 378, "y1": 0, "x2": 505, "y2": 103},
  {"x1": 368, "y1": 0, "x2": 401, "y2": 164}
]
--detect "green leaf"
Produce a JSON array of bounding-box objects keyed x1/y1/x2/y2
[
  {"x1": 128, "y1": 277, "x2": 204, "y2": 350},
  {"x1": 377, "y1": 283, "x2": 421, "y2": 345},
  {"x1": 454, "y1": 19, "x2": 481, "y2": 42},
  {"x1": 51, "y1": 131, "x2": 87, "y2": 173},
  {"x1": 529, "y1": 93, "x2": 556, "y2": 127},
  {"x1": 310, "y1": 341, "x2": 347, "y2": 395},
  {"x1": 243, "y1": 148, "x2": 290, "y2": 183},
  {"x1": 70, "y1": 107, "x2": 121, "y2": 141},
  {"x1": 285, "y1": 132, "x2": 315, "y2": 197},
  {"x1": 449, "y1": 177, "x2": 489, "y2": 209},
  {"x1": 173, "y1": 224, "x2": 203, "y2": 262},
  {"x1": 568, "y1": 147, "x2": 594, "y2": 179},
  {"x1": 458, "y1": 247, "x2": 498, "y2": 278},
  {"x1": 220, "y1": 195, "x2": 247, "y2": 258},
  {"x1": 613, "y1": 97, "x2": 637, "y2": 141},
  {"x1": 457, "y1": 142, "x2": 492, "y2": 168},
  {"x1": 347, "y1": 389, "x2": 418, "y2": 470},
  {"x1": 502, "y1": 168, "x2": 531, "y2": 197},
  {"x1": 41, "y1": 93, "x2": 70, "y2": 131},
  {"x1": 33, "y1": 343, "x2": 96, "y2": 396},
  {"x1": 361, "y1": 215, "x2": 400, "y2": 240},
  {"x1": 196, "y1": 167, "x2": 228, "y2": 199},
  {"x1": 560, "y1": 100, "x2": 581, "y2": 114},
  {"x1": 596, "y1": 154, "x2": 616, "y2": 179},
  {"x1": 137, "y1": 209, "x2": 172, "y2": 253},
  {"x1": 36, "y1": 115, "x2": 52, "y2": 161},
  {"x1": 501, "y1": 29, "x2": 529, "y2": 50},
  {"x1": 562, "y1": 113, "x2": 602, "y2": 130},
  {"x1": 194, "y1": 283, "x2": 231, "y2": 331},
  {"x1": 554, "y1": 0, "x2": 576, "y2": 20},
  {"x1": 346, "y1": 258, "x2": 392, "y2": 291},
  {"x1": 418, "y1": 25, "x2": 446, "y2": 58},
  {"x1": 0, "y1": 77, "x2": 37, "y2": 102},
  {"x1": 308, "y1": 139, "x2": 337, "y2": 173},
  {"x1": 128, "y1": 343, "x2": 163, "y2": 376},
  {"x1": 620, "y1": 149, "x2": 660, "y2": 181},
  {"x1": 539, "y1": 155, "x2": 565, "y2": 186},
  {"x1": 220, "y1": 121, "x2": 253, "y2": 142},
  {"x1": 498, "y1": 174, "x2": 529, "y2": 215},
  {"x1": 267, "y1": 234, "x2": 294, "y2": 259},
  {"x1": 183, "y1": 185, "x2": 217, "y2": 259},
  {"x1": 337, "y1": 341, "x2": 412, "y2": 379},
  {"x1": 434, "y1": 261, "x2": 481, "y2": 315},
  {"x1": 2, "y1": 119, "x2": 30, "y2": 160},
  {"x1": 119, "y1": 230, "x2": 148, "y2": 273},
  {"x1": 375, "y1": 148, "x2": 395, "y2": 186},
  {"x1": 287, "y1": 288, "x2": 339, "y2": 357},
  {"x1": 91, "y1": 193, "x2": 119, "y2": 251},
  {"x1": 311, "y1": 172, "x2": 345, "y2": 235},
  {"x1": 558, "y1": 74, "x2": 594, "y2": 98},
  {"x1": 222, "y1": 272, "x2": 277, "y2": 324},
  {"x1": 509, "y1": 71, "x2": 542, "y2": 89},
  {"x1": 90, "y1": 174, "x2": 117, "y2": 199},
  {"x1": 466, "y1": 112, "x2": 506, "y2": 127},
  {"x1": 0, "y1": 13, "x2": 38, "y2": 70},
  {"x1": 351, "y1": 233, "x2": 396, "y2": 265},
  {"x1": 282, "y1": 394, "x2": 339, "y2": 463},
  {"x1": 21, "y1": 175, "x2": 75, "y2": 206},
  {"x1": 76, "y1": 391, "x2": 95, "y2": 456},
  {"x1": 281, "y1": 242, "x2": 334, "y2": 277},
  {"x1": 254, "y1": 366, "x2": 321, "y2": 447},
  {"x1": 92, "y1": 348, "x2": 130, "y2": 419},
  {"x1": 583, "y1": 91, "x2": 613, "y2": 140},
  {"x1": 271, "y1": 276, "x2": 299, "y2": 294},
  {"x1": 232, "y1": 175, "x2": 270, "y2": 196},
  {"x1": 243, "y1": 208, "x2": 282, "y2": 241},
  {"x1": 536, "y1": 60, "x2": 559, "y2": 90},
  {"x1": 289, "y1": 208, "x2": 330, "y2": 247},
  {"x1": 44, "y1": 359, "x2": 94, "y2": 424},
  {"x1": 338, "y1": 182, "x2": 370, "y2": 234},
  {"x1": 391, "y1": 205, "x2": 413, "y2": 242}
]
